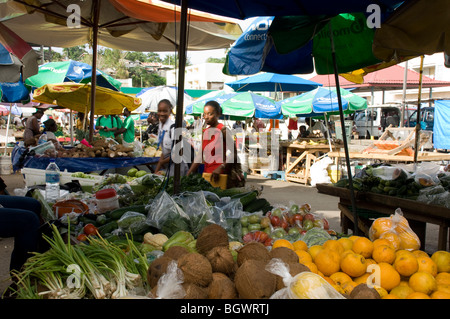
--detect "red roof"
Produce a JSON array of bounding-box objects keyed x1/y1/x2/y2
[{"x1": 309, "y1": 65, "x2": 450, "y2": 90}]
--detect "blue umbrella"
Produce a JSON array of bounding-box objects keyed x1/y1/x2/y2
[
  {"x1": 225, "y1": 72, "x2": 322, "y2": 92},
  {"x1": 0, "y1": 76, "x2": 30, "y2": 104}
]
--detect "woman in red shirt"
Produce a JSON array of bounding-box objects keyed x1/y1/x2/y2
[{"x1": 187, "y1": 101, "x2": 244, "y2": 188}]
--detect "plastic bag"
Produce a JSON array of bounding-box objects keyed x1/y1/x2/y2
[
  {"x1": 371, "y1": 165, "x2": 409, "y2": 181},
  {"x1": 117, "y1": 211, "x2": 148, "y2": 234},
  {"x1": 310, "y1": 156, "x2": 333, "y2": 186},
  {"x1": 149, "y1": 260, "x2": 185, "y2": 299},
  {"x1": 266, "y1": 258, "x2": 345, "y2": 299},
  {"x1": 417, "y1": 185, "x2": 450, "y2": 209},
  {"x1": 368, "y1": 208, "x2": 420, "y2": 251}
]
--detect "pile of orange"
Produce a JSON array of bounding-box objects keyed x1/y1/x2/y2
[{"x1": 272, "y1": 236, "x2": 450, "y2": 299}]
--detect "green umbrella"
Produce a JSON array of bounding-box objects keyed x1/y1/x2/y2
[
  {"x1": 279, "y1": 87, "x2": 367, "y2": 117},
  {"x1": 25, "y1": 60, "x2": 122, "y2": 91}
]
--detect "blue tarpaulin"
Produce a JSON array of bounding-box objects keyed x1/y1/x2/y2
[{"x1": 434, "y1": 100, "x2": 450, "y2": 150}]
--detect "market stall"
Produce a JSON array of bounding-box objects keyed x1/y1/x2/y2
[{"x1": 281, "y1": 139, "x2": 343, "y2": 185}]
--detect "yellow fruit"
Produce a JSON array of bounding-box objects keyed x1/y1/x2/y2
[
  {"x1": 365, "y1": 258, "x2": 377, "y2": 266},
  {"x1": 430, "y1": 291, "x2": 450, "y2": 299},
  {"x1": 370, "y1": 217, "x2": 393, "y2": 240},
  {"x1": 390, "y1": 285, "x2": 414, "y2": 299},
  {"x1": 340, "y1": 252, "x2": 367, "y2": 278},
  {"x1": 341, "y1": 281, "x2": 358, "y2": 295},
  {"x1": 416, "y1": 256, "x2": 438, "y2": 277},
  {"x1": 372, "y1": 245, "x2": 396, "y2": 264},
  {"x1": 330, "y1": 272, "x2": 353, "y2": 286},
  {"x1": 352, "y1": 237, "x2": 374, "y2": 259},
  {"x1": 436, "y1": 272, "x2": 450, "y2": 286},
  {"x1": 354, "y1": 273, "x2": 371, "y2": 285},
  {"x1": 406, "y1": 292, "x2": 431, "y2": 299},
  {"x1": 380, "y1": 231, "x2": 401, "y2": 251},
  {"x1": 431, "y1": 251, "x2": 450, "y2": 273},
  {"x1": 394, "y1": 251, "x2": 419, "y2": 277},
  {"x1": 348, "y1": 235, "x2": 361, "y2": 242},
  {"x1": 373, "y1": 285, "x2": 388, "y2": 298},
  {"x1": 308, "y1": 245, "x2": 323, "y2": 261},
  {"x1": 409, "y1": 272, "x2": 437, "y2": 295},
  {"x1": 322, "y1": 240, "x2": 345, "y2": 255},
  {"x1": 411, "y1": 250, "x2": 429, "y2": 259},
  {"x1": 295, "y1": 249, "x2": 313, "y2": 264},
  {"x1": 437, "y1": 284, "x2": 450, "y2": 294},
  {"x1": 314, "y1": 249, "x2": 341, "y2": 276},
  {"x1": 398, "y1": 280, "x2": 410, "y2": 287},
  {"x1": 373, "y1": 238, "x2": 394, "y2": 250},
  {"x1": 292, "y1": 240, "x2": 308, "y2": 251},
  {"x1": 378, "y1": 262, "x2": 401, "y2": 292},
  {"x1": 337, "y1": 237, "x2": 353, "y2": 251},
  {"x1": 272, "y1": 239, "x2": 294, "y2": 250},
  {"x1": 397, "y1": 230, "x2": 421, "y2": 251},
  {"x1": 302, "y1": 261, "x2": 318, "y2": 274}
]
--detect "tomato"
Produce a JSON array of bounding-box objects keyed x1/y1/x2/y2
[
  {"x1": 255, "y1": 231, "x2": 269, "y2": 243},
  {"x1": 264, "y1": 238, "x2": 273, "y2": 247},
  {"x1": 280, "y1": 220, "x2": 289, "y2": 230},
  {"x1": 303, "y1": 213, "x2": 315, "y2": 221},
  {"x1": 242, "y1": 232, "x2": 254, "y2": 243},
  {"x1": 290, "y1": 204, "x2": 299, "y2": 214},
  {"x1": 322, "y1": 218, "x2": 330, "y2": 230},
  {"x1": 271, "y1": 216, "x2": 281, "y2": 227},
  {"x1": 271, "y1": 208, "x2": 283, "y2": 217},
  {"x1": 293, "y1": 214, "x2": 303, "y2": 222},
  {"x1": 83, "y1": 223, "x2": 98, "y2": 236},
  {"x1": 77, "y1": 233, "x2": 88, "y2": 241},
  {"x1": 300, "y1": 203, "x2": 311, "y2": 213}
]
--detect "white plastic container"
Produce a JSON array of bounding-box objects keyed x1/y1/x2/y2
[{"x1": 95, "y1": 188, "x2": 120, "y2": 213}]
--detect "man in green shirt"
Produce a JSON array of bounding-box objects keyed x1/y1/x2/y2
[
  {"x1": 115, "y1": 107, "x2": 135, "y2": 143},
  {"x1": 95, "y1": 114, "x2": 122, "y2": 139}
]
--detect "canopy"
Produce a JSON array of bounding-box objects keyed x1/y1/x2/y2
[
  {"x1": 32, "y1": 83, "x2": 141, "y2": 115},
  {"x1": 278, "y1": 87, "x2": 367, "y2": 117},
  {"x1": 225, "y1": 72, "x2": 322, "y2": 92},
  {"x1": 135, "y1": 85, "x2": 193, "y2": 113},
  {"x1": 184, "y1": 89, "x2": 232, "y2": 115},
  {"x1": 187, "y1": 91, "x2": 282, "y2": 119},
  {"x1": 25, "y1": 60, "x2": 122, "y2": 92}
]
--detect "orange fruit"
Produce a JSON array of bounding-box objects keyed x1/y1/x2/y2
[
  {"x1": 370, "y1": 217, "x2": 393, "y2": 240},
  {"x1": 292, "y1": 240, "x2": 308, "y2": 251},
  {"x1": 390, "y1": 285, "x2": 414, "y2": 299},
  {"x1": 430, "y1": 291, "x2": 450, "y2": 299},
  {"x1": 398, "y1": 280, "x2": 410, "y2": 287},
  {"x1": 302, "y1": 261, "x2": 318, "y2": 274},
  {"x1": 340, "y1": 252, "x2": 367, "y2": 277},
  {"x1": 308, "y1": 245, "x2": 323, "y2": 261},
  {"x1": 409, "y1": 272, "x2": 437, "y2": 295},
  {"x1": 393, "y1": 251, "x2": 419, "y2": 277},
  {"x1": 416, "y1": 256, "x2": 438, "y2": 277},
  {"x1": 406, "y1": 292, "x2": 431, "y2": 299},
  {"x1": 383, "y1": 294, "x2": 400, "y2": 299},
  {"x1": 295, "y1": 249, "x2": 313, "y2": 264},
  {"x1": 397, "y1": 230, "x2": 420, "y2": 251},
  {"x1": 378, "y1": 262, "x2": 401, "y2": 291},
  {"x1": 314, "y1": 249, "x2": 341, "y2": 276},
  {"x1": 341, "y1": 280, "x2": 358, "y2": 295},
  {"x1": 431, "y1": 251, "x2": 450, "y2": 273},
  {"x1": 348, "y1": 235, "x2": 361, "y2": 242},
  {"x1": 354, "y1": 273, "x2": 371, "y2": 285},
  {"x1": 337, "y1": 237, "x2": 353, "y2": 251},
  {"x1": 373, "y1": 285, "x2": 388, "y2": 298},
  {"x1": 272, "y1": 239, "x2": 294, "y2": 250},
  {"x1": 437, "y1": 284, "x2": 450, "y2": 294},
  {"x1": 411, "y1": 250, "x2": 429, "y2": 258},
  {"x1": 380, "y1": 231, "x2": 401, "y2": 251},
  {"x1": 436, "y1": 272, "x2": 450, "y2": 286},
  {"x1": 323, "y1": 276, "x2": 335, "y2": 286},
  {"x1": 372, "y1": 245, "x2": 396, "y2": 264},
  {"x1": 351, "y1": 237, "x2": 374, "y2": 259},
  {"x1": 330, "y1": 272, "x2": 353, "y2": 286},
  {"x1": 373, "y1": 238, "x2": 394, "y2": 250},
  {"x1": 340, "y1": 249, "x2": 353, "y2": 260},
  {"x1": 365, "y1": 258, "x2": 377, "y2": 266},
  {"x1": 322, "y1": 240, "x2": 345, "y2": 255}
]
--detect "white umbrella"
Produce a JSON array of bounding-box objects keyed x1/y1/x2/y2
[{"x1": 134, "y1": 86, "x2": 193, "y2": 113}]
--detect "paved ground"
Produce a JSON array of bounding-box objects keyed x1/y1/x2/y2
[{"x1": 0, "y1": 161, "x2": 441, "y2": 296}]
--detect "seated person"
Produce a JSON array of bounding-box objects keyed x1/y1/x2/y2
[{"x1": 298, "y1": 125, "x2": 309, "y2": 138}]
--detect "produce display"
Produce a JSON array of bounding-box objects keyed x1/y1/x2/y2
[{"x1": 7, "y1": 166, "x2": 450, "y2": 299}]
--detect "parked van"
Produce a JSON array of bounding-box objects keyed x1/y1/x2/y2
[
  {"x1": 405, "y1": 106, "x2": 434, "y2": 131},
  {"x1": 354, "y1": 104, "x2": 416, "y2": 138}
]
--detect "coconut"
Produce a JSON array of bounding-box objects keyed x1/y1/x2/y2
[
  {"x1": 269, "y1": 247, "x2": 300, "y2": 264},
  {"x1": 177, "y1": 252, "x2": 213, "y2": 287},
  {"x1": 236, "y1": 242, "x2": 270, "y2": 267},
  {"x1": 234, "y1": 259, "x2": 277, "y2": 299},
  {"x1": 208, "y1": 273, "x2": 237, "y2": 299},
  {"x1": 163, "y1": 246, "x2": 190, "y2": 260},
  {"x1": 205, "y1": 246, "x2": 237, "y2": 276},
  {"x1": 147, "y1": 256, "x2": 172, "y2": 288},
  {"x1": 196, "y1": 224, "x2": 229, "y2": 255},
  {"x1": 350, "y1": 284, "x2": 380, "y2": 299},
  {"x1": 182, "y1": 283, "x2": 209, "y2": 299},
  {"x1": 275, "y1": 262, "x2": 310, "y2": 290}
]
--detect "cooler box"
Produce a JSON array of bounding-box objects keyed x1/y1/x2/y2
[{"x1": 22, "y1": 167, "x2": 103, "y2": 187}]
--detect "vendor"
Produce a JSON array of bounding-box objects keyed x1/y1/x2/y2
[
  {"x1": 115, "y1": 107, "x2": 135, "y2": 144},
  {"x1": 23, "y1": 109, "x2": 44, "y2": 143},
  {"x1": 187, "y1": 100, "x2": 245, "y2": 189},
  {"x1": 154, "y1": 99, "x2": 188, "y2": 176},
  {"x1": 75, "y1": 112, "x2": 89, "y2": 131},
  {"x1": 298, "y1": 124, "x2": 309, "y2": 138},
  {"x1": 310, "y1": 119, "x2": 328, "y2": 138},
  {"x1": 41, "y1": 119, "x2": 63, "y2": 150},
  {"x1": 142, "y1": 112, "x2": 158, "y2": 141},
  {"x1": 95, "y1": 114, "x2": 122, "y2": 139}
]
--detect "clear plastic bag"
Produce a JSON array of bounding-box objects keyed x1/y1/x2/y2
[
  {"x1": 149, "y1": 260, "x2": 185, "y2": 299},
  {"x1": 368, "y1": 208, "x2": 420, "y2": 251},
  {"x1": 117, "y1": 211, "x2": 148, "y2": 234},
  {"x1": 417, "y1": 185, "x2": 450, "y2": 209},
  {"x1": 266, "y1": 258, "x2": 345, "y2": 299}
]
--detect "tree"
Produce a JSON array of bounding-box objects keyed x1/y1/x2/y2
[
  {"x1": 206, "y1": 57, "x2": 226, "y2": 63},
  {"x1": 128, "y1": 66, "x2": 166, "y2": 87},
  {"x1": 63, "y1": 46, "x2": 88, "y2": 60},
  {"x1": 162, "y1": 53, "x2": 191, "y2": 66}
]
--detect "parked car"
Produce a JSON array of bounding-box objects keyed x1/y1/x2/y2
[{"x1": 405, "y1": 106, "x2": 434, "y2": 131}]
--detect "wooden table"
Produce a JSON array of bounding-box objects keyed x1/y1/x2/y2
[
  {"x1": 316, "y1": 183, "x2": 450, "y2": 252},
  {"x1": 281, "y1": 141, "x2": 342, "y2": 185},
  {"x1": 328, "y1": 150, "x2": 450, "y2": 163}
]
